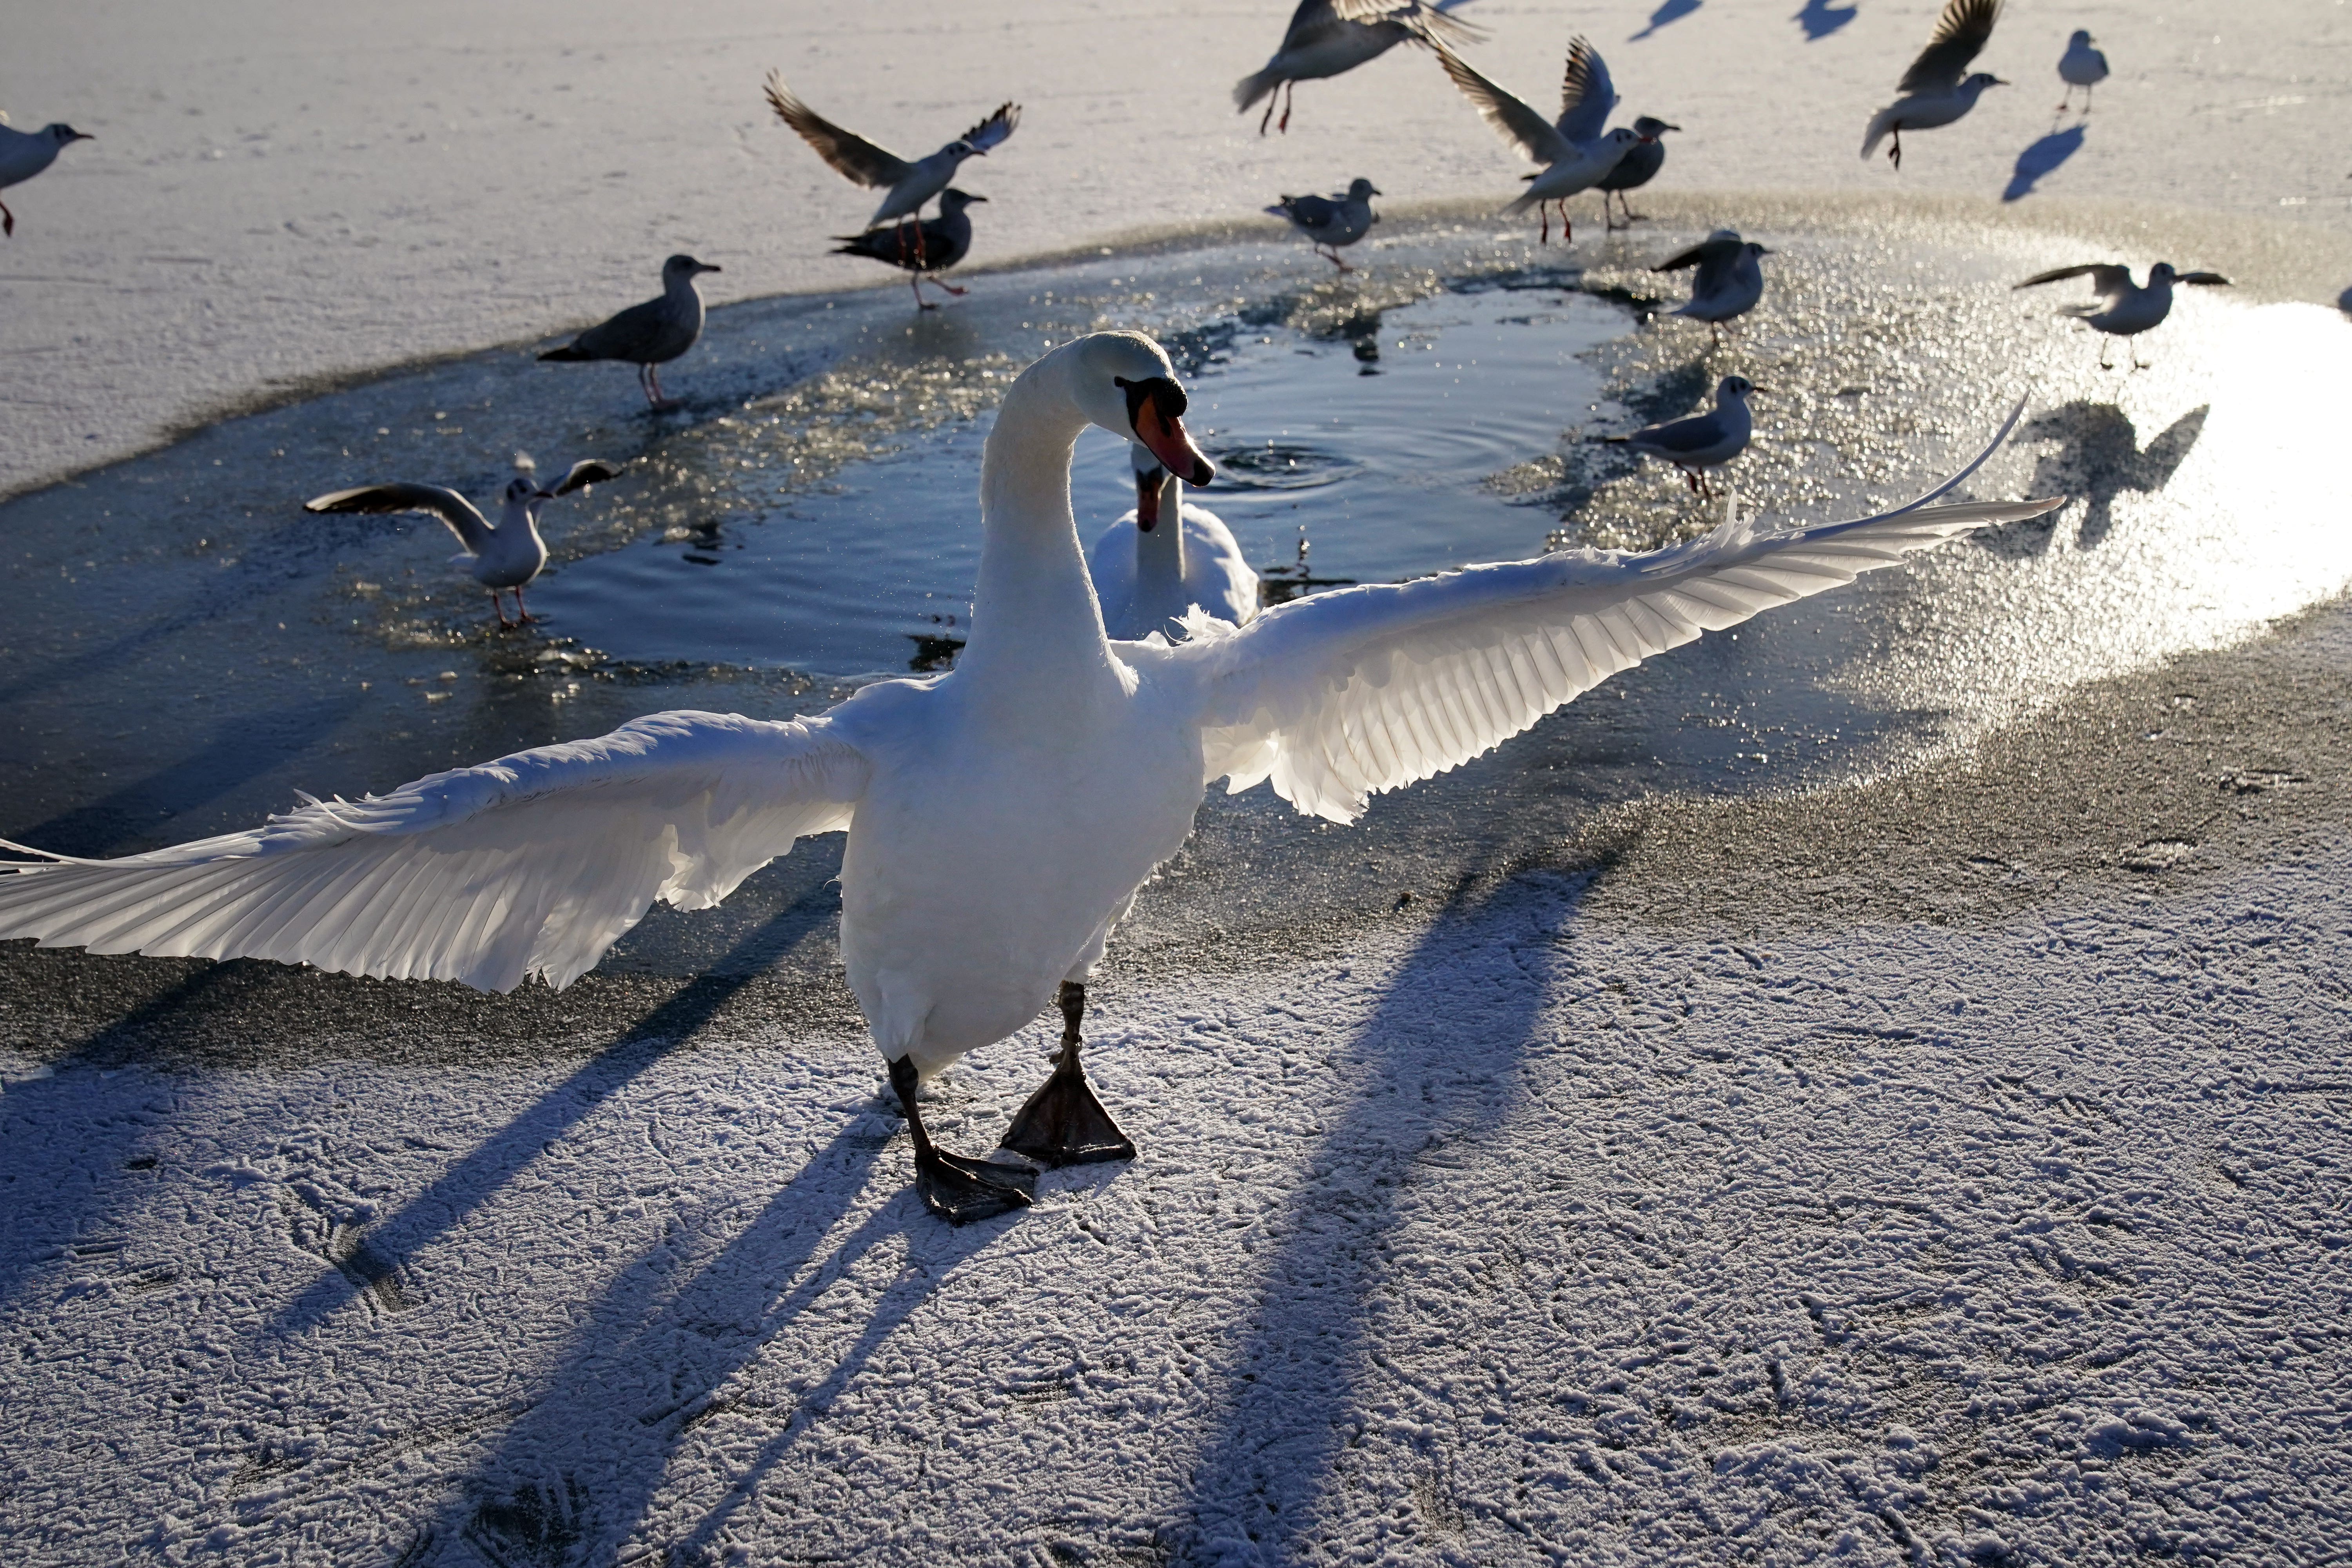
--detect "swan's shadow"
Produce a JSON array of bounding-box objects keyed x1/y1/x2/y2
[
  {"x1": 2004, "y1": 125, "x2": 2085, "y2": 202},
  {"x1": 1169, "y1": 868, "x2": 1579, "y2": 1557},
  {"x1": 1978, "y1": 401, "x2": 2208, "y2": 555},
  {"x1": 1795, "y1": 0, "x2": 1857, "y2": 40},
  {"x1": 1630, "y1": 0, "x2": 1701, "y2": 41}
]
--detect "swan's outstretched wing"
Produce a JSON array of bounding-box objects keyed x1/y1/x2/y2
[
  {"x1": 1434, "y1": 43, "x2": 1573, "y2": 167},
  {"x1": 763, "y1": 73, "x2": 911, "y2": 188},
  {"x1": 1171, "y1": 406, "x2": 2054, "y2": 824},
  {"x1": 1898, "y1": 0, "x2": 2000, "y2": 94},
  {"x1": 0, "y1": 712, "x2": 868, "y2": 993},
  {"x1": 1555, "y1": 37, "x2": 1617, "y2": 147},
  {"x1": 305, "y1": 483, "x2": 492, "y2": 555}
]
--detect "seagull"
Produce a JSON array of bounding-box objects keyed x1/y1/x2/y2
[
  {"x1": 538, "y1": 254, "x2": 721, "y2": 411},
  {"x1": 1267, "y1": 178, "x2": 1381, "y2": 270},
  {"x1": 0, "y1": 116, "x2": 93, "y2": 237},
  {"x1": 2013, "y1": 261, "x2": 2230, "y2": 369},
  {"x1": 0, "y1": 331, "x2": 2054, "y2": 1225},
  {"x1": 1862, "y1": 0, "x2": 2008, "y2": 169},
  {"x1": 833, "y1": 189, "x2": 986, "y2": 310},
  {"x1": 765, "y1": 72, "x2": 1017, "y2": 235},
  {"x1": 1603, "y1": 375, "x2": 1759, "y2": 499},
  {"x1": 1651, "y1": 228, "x2": 1771, "y2": 345},
  {"x1": 303, "y1": 454, "x2": 621, "y2": 627},
  {"x1": 1434, "y1": 38, "x2": 1652, "y2": 244},
  {"x1": 1594, "y1": 116, "x2": 1679, "y2": 230},
  {"x1": 2057, "y1": 29, "x2": 2109, "y2": 115},
  {"x1": 1088, "y1": 440, "x2": 1260, "y2": 641},
  {"x1": 1236, "y1": 0, "x2": 1485, "y2": 136}
]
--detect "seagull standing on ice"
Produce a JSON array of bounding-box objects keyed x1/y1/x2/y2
[
  {"x1": 1603, "y1": 375, "x2": 1760, "y2": 499},
  {"x1": 0, "y1": 116, "x2": 93, "y2": 237},
  {"x1": 538, "y1": 255, "x2": 720, "y2": 411},
  {"x1": 1235, "y1": 1, "x2": 1484, "y2": 136},
  {"x1": 2013, "y1": 261, "x2": 2229, "y2": 369},
  {"x1": 1088, "y1": 440, "x2": 1260, "y2": 641},
  {"x1": 1651, "y1": 229, "x2": 1771, "y2": 345},
  {"x1": 833, "y1": 189, "x2": 987, "y2": 309},
  {"x1": 765, "y1": 72, "x2": 1017, "y2": 241},
  {"x1": 0, "y1": 331, "x2": 2055, "y2": 1224},
  {"x1": 1267, "y1": 178, "x2": 1382, "y2": 270},
  {"x1": 303, "y1": 455, "x2": 621, "y2": 628},
  {"x1": 1862, "y1": 0, "x2": 2008, "y2": 169},
  {"x1": 1594, "y1": 116, "x2": 1680, "y2": 230},
  {"x1": 1434, "y1": 37, "x2": 1651, "y2": 245},
  {"x1": 2056, "y1": 30, "x2": 2109, "y2": 115}
]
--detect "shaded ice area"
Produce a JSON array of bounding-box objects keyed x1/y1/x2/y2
[
  {"x1": 5, "y1": 845, "x2": 2348, "y2": 1564},
  {"x1": 4, "y1": 0, "x2": 2347, "y2": 500}
]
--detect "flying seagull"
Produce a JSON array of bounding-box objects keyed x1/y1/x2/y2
[
  {"x1": 2013, "y1": 261, "x2": 2229, "y2": 369},
  {"x1": 1862, "y1": 0, "x2": 2007, "y2": 169},
  {"x1": 0, "y1": 116, "x2": 93, "y2": 237},
  {"x1": 766, "y1": 72, "x2": 1017, "y2": 233},
  {"x1": 539, "y1": 254, "x2": 721, "y2": 411},
  {"x1": 1236, "y1": 0, "x2": 1484, "y2": 136},
  {"x1": 1435, "y1": 37, "x2": 1652, "y2": 244},
  {"x1": 304, "y1": 454, "x2": 621, "y2": 627}
]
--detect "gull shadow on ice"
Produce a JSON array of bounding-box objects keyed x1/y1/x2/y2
[
  {"x1": 1980, "y1": 401, "x2": 2208, "y2": 555},
  {"x1": 1794, "y1": 0, "x2": 1857, "y2": 40},
  {"x1": 2002, "y1": 126, "x2": 2085, "y2": 202},
  {"x1": 1629, "y1": 0, "x2": 1701, "y2": 41},
  {"x1": 258, "y1": 878, "x2": 848, "y2": 1340},
  {"x1": 1174, "y1": 870, "x2": 1573, "y2": 1558},
  {"x1": 2336, "y1": 285, "x2": 2352, "y2": 318}
]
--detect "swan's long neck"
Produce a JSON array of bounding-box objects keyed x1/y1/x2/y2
[
  {"x1": 961, "y1": 353, "x2": 1116, "y2": 684},
  {"x1": 1136, "y1": 472, "x2": 1186, "y2": 590}
]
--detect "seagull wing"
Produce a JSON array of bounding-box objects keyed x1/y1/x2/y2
[
  {"x1": 959, "y1": 102, "x2": 1020, "y2": 154},
  {"x1": 1555, "y1": 37, "x2": 1617, "y2": 147},
  {"x1": 1435, "y1": 43, "x2": 1573, "y2": 166},
  {"x1": 2014, "y1": 263, "x2": 2131, "y2": 298},
  {"x1": 1650, "y1": 236, "x2": 1741, "y2": 272},
  {"x1": 1624, "y1": 412, "x2": 1728, "y2": 454},
  {"x1": 764, "y1": 73, "x2": 912, "y2": 188},
  {"x1": 305, "y1": 483, "x2": 494, "y2": 554},
  {"x1": 552, "y1": 459, "x2": 623, "y2": 497},
  {"x1": 0, "y1": 712, "x2": 869, "y2": 993},
  {"x1": 1167, "y1": 404, "x2": 2054, "y2": 824},
  {"x1": 1897, "y1": 0, "x2": 2000, "y2": 94},
  {"x1": 1298, "y1": 1, "x2": 1486, "y2": 49}
]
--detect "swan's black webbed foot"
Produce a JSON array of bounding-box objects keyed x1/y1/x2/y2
[
  {"x1": 890, "y1": 1054, "x2": 1036, "y2": 1223},
  {"x1": 1000, "y1": 982, "x2": 1138, "y2": 1168}
]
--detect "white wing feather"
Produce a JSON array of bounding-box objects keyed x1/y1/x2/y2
[
  {"x1": 1174, "y1": 407, "x2": 2053, "y2": 823},
  {"x1": 0, "y1": 711, "x2": 868, "y2": 992}
]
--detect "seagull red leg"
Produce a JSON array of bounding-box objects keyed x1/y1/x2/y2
[
  {"x1": 0, "y1": 200, "x2": 13, "y2": 238},
  {"x1": 1278, "y1": 81, "x2": 1294, "y2": 134}
]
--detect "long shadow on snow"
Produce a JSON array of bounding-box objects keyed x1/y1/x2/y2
[
  {"x1": 1172, "y1": 870, "x2": 1574, "y2": 1561},
  {"x1": 260, "y1": 877, "x2": 846, "y2": 1339},
  {"x1": 394, "y1": 1122, "x2": 955, "y2": 1566}
]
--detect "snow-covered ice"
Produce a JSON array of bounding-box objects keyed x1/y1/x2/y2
[{"x1": 6, "y1": 842, "x2": 2350, "y2": 1563}]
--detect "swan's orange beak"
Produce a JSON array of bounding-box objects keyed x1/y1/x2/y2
[
  {"x1": 1134, "y1": 467, "x2": 1165, "y2": 532},
  {"x1": 1132, "y1": 397, "x2": 1214, "y2": 487}
]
